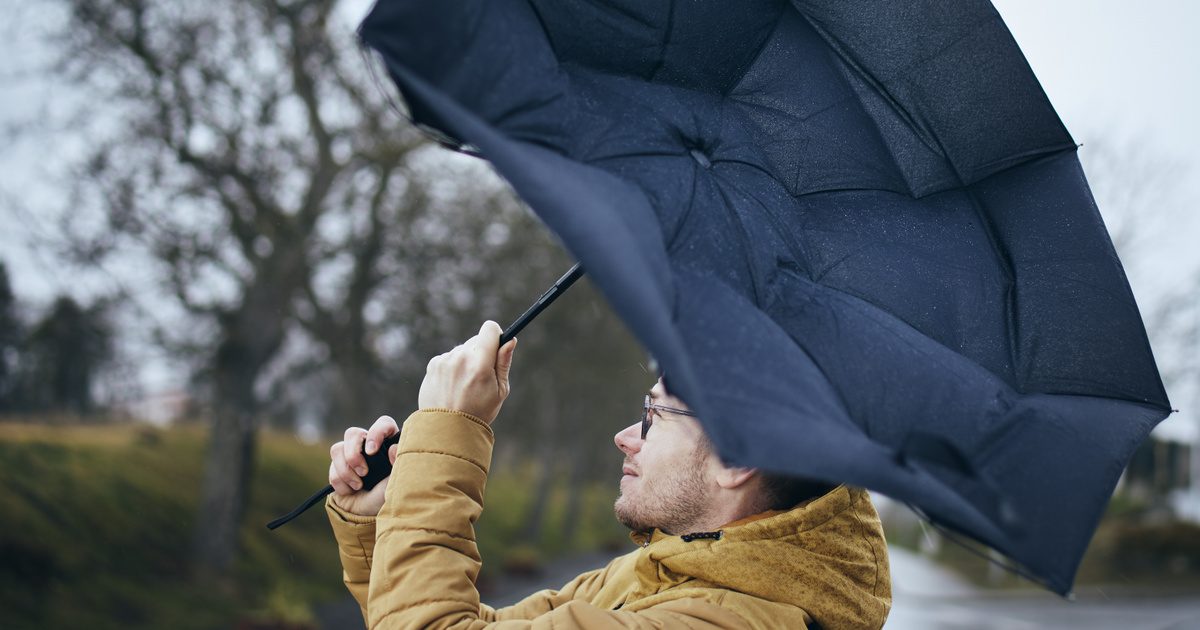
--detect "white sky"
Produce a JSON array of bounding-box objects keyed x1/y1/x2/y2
[{"x1": 1, "y1": 0, "x2": 1198, "y2": 437}]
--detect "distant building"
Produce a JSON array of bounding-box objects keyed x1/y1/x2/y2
[
  {"x1": 1119, "y1": 436, "x2": 1197, "y2": 522},
  {"x1": 125, "y1": 389, "x2": 192, "y2": 426}
]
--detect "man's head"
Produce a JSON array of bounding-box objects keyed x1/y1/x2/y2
[{"x1": 613, "y1": 379, "x2": 834, "y2": 535}]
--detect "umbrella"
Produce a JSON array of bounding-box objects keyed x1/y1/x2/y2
[{"x1": 356, "y1": 0, "x2": 1171, "y2": 595}]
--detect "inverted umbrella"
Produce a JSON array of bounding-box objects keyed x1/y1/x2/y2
[{"x1": 357, "y1": 0, "x2": 1171, "y2": 595}]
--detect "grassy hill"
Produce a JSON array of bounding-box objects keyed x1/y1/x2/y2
[
  {"x1": 0, "y1": 420, "x2": 627, "y2": 629},
  {"x1": 0, "y1": 421, "x2": 348, "y2": 629}
]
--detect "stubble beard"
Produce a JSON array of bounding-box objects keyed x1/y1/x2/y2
[{"x1": 613, "y1": 442, "x2": 712, "y2": 535}]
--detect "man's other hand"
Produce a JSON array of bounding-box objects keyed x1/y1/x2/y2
[
  {"x1": 329, "y1": 415, "x2": 399, "y2": 517},
  {"x1": 418, "y1": 320, "x2": 517, "y2": 425}
]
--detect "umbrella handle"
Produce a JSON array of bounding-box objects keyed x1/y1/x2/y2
[
  {"x1": 265, "y1": 432, "x2": 401, "y2": 530},
  {"x1": 266, "y1": 263, "x2": 585, "y2": 530}
]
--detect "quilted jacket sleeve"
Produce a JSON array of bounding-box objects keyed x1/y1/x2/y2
[
  {"x1": 327, "y1": 496, "x2": 615, "y2": 624},
  {"x1": 327, "y1": 497, "x2": 378, "y2": 622},
  {"x1": 363, "y1": 409, "x2": 750, "y2": 629}
]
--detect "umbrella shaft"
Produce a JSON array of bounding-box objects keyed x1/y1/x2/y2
[{"x1": 500, "y1": 263, "x2": 584, "y2": 344}]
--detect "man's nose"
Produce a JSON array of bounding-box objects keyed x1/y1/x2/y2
[{"x1": 614, "y1": 422, "x2": 642, "y2": 454}]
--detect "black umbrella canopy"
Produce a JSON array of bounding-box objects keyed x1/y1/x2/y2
[{"x1": 358, "y1": 0, "x2": 1171, "y2": 594}]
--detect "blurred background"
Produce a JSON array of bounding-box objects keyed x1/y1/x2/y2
[{"x1": 0, "y1": 1, "x2": 1196, "y2": 628}]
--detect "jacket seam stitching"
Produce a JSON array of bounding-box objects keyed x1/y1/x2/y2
[
  {"x1": 357, "y1": 535, "x2": 372, "y2": 570},
  {"x1": 419, "y1": 407, "x2": 493, "y2": 434},
  {"x1": 376, "y1": 525, "x2": 474, "y2": 543},
  {"x1": 398, "y1": 448, "x2": 488, "y2": 474},
  {"x1": 848, "y1": 499, "x2": 883, "y2": 598},
  {"x1": 373, "y1": 599, "x2": 475, "y2": 624}
]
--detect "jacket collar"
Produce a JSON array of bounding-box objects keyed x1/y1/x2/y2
[{"x1": 623, "y1": 486, "x2": 892, "y2": 629}]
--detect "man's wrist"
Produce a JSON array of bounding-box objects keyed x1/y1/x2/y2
[
  {"x1": 328, "y1": 493, "x2": 381, "y2": 520},
  {"x1": 326, "y1": 493, "x2": 378, "y2": 525}
]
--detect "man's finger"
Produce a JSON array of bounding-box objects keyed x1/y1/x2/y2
[
  {"x1": 343, "y1": 427, "x2": 368, "y2": 476},
  {"x1": 366, "y1": 415, "x2": 398, "y2": 455},
  {"x1": 330, "y1": 458, "x2": 358, "y2": 494},
  {"x1": 475, "y1": 320, "x2": 502, "y2": 367},
  {"x1": 329, "y1": 462, "x2": 350, "y2": 495}
]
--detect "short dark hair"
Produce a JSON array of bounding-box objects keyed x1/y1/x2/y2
[{"x1": 758, "y1": 472, "x2": 836, "y2": 511}]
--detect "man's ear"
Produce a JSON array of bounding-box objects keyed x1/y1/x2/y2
[{"x1": 715, "y1": 465, "x2": 757, "y2": 490}]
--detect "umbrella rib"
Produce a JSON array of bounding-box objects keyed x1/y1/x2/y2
[
  {"x1": 721, "y1": 3, "x2": 789, "y2": 99},
  {"x1": 708, "y1": 175, "x2": 764, "y2": 305},
  {"x1": 964, "y1": 190, "x2": 1021, "y2": 386},
  {"x1": 665, "y1": 161, "x2": 701, "y2": 249},
  {"x1": 646, "y1": 0, "x2": 676, "y2": 83},
  {"x1": 715, "y1": 169, "x2": 811, "y2": 274}
]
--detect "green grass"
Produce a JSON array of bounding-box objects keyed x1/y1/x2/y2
[
  {"x1": 0, "y1": 421, "x2": 626, "y2": 629},
  {"x1": 0, "y1": 421, "x2": 345, "y2": 629}
]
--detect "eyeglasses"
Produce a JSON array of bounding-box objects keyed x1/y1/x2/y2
[{"x1": 641, "y1": 395, "x2": 697, "y2": 440}]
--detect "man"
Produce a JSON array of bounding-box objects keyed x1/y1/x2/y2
[{"x1": 326, "y1": 321, "x2": 891, "y2": 629}]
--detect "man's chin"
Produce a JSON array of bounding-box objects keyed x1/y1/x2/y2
[{"x1": 614, "y1": 495, "x2": 653, "y2": 533}]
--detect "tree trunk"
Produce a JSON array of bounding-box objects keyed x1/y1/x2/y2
[
  {"x1": 191, "y1": 281, "x2": 292, "y2": 576},
  {"x1": 193, "y1": 399, "x2": 258, "y2": 577},
  {"x1": 560, "y1": 442, "x2": 589, "y2": 546}
]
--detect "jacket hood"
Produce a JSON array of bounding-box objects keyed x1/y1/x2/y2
[{"x1": 628, "y1": 486, "x2": 891, "y2": 629}]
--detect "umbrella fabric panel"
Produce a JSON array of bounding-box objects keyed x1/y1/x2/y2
[
  {"x1": 971, "y1": 153, "x2": 1169, "y2": 405},
  {"x1": 794, "y1": 0, "x2": 1076, "y2": 186},
  {"x1": 789, "y1": 187, "x2": 1015, "y2": 382},
  {"x1": 359, "y1": 0, "x2": 572, "y2": 149},
  {"x1": 729, "y1": 8, "x2": 947, "y2": 197},
  {"x1": 530, "y1": 0, "x2": 784, "y2": 95}
]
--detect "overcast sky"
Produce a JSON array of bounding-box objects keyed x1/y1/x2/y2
[{"x1": 1, "y1": 1, "x2": 1197, "y2": 436}]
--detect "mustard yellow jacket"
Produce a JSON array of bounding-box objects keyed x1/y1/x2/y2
[{"x1": 327, "y1": 410, "x2": 891, "y2": 629}]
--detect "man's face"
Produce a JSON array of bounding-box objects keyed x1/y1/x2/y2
[{"x1": 613, "y1": 379, "x2": 716, "y2": 534}]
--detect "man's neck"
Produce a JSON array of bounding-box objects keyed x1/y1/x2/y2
[{"x1": 673, "y1": 496, "x2": 765, "y2": 535}]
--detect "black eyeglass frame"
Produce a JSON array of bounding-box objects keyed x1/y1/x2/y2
[{"x1": 641, "y1": 394, "x2": 697, "y2": 440}]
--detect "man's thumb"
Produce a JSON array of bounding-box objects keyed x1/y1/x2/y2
[{"x1": 496, "y1": 338, "x2": 517, "y2": 385}]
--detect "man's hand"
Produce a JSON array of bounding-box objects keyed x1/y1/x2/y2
[
  {"x1": 418, "y1": 320, "x2": 517, "y2": 425},
  {"x1": 328, "y1": 322, "x2": 515, "y2": 516},
  {"x1": 329, "y1": 415, "x2": 400, "y2": 517}
]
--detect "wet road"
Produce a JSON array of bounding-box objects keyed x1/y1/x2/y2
[{"x1": 885, "y1": 547, "x2": 1200, "y2": 630}]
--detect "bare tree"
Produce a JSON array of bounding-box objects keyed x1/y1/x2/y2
[
  {"x1": 49, "y1": 0, "x2": 432, "y2": 575},
  {"x1": 37, "y1": 0, "x2": 668, "y2": 578}
]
